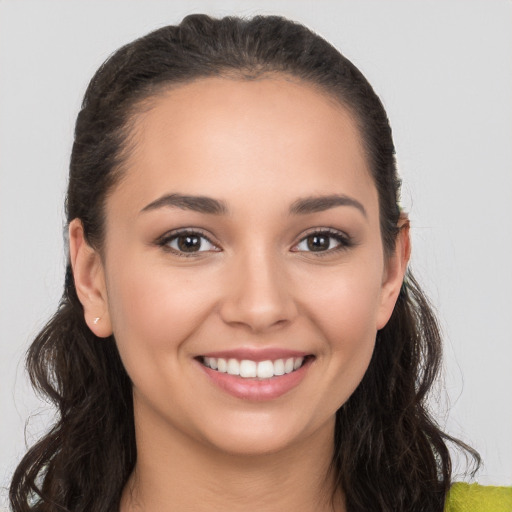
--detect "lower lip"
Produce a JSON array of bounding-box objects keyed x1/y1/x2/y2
[{"x1": 197, "y1": 357, "x2": 313, "y2": 401}]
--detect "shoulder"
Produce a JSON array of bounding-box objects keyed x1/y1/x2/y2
[{"x1": 445, "y1": 483, "x2": 512, "y2": 512}]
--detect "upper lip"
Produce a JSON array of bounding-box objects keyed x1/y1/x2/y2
[{"x1": 198, "y1": 348, "x2": 311, "y2": 362}]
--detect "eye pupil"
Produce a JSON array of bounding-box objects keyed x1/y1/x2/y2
[
  {"x1": 178, "y1": 235, "x2": 201, "y2": 252},
  {"x1": 308, "y1": 234, "x2": 330, "y2": 251}
]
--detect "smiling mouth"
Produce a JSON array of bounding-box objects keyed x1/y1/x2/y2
[{"x1": 199, "y1": 356, "x2": 311, "y2": 379}]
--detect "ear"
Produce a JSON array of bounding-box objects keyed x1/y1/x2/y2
[
  {"x1": 376, "y1": 215, "x2": 411, "y2": 330},
  {"x1": 69, "y1": 219, "x2": 112, "y2": 338}
]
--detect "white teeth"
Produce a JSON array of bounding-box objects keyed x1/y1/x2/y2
[
  {"x1": 273, "y1": 359, "x2": 285, "y2": 376},
  {"x1": 227, "y1": 358, "x2": 240, "y2": 376},
  {"x1": 257, "y1": 360, "x2": 274, "y2": 379},
  {"x1": 239, "y1": 360, "x2": 257, "y2": 378},
  {"x1": 202, "y1": 355, "x2": 307, "y2": 379},
  {"x1": 217, "y1": 358, "x2": 227, "y2": 373}
]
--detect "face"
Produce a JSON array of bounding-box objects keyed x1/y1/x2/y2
[{"x1": 72, "y1": 75, "x2": 407, "y2": 457}]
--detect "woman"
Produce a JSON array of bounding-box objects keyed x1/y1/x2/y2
[{"x1": 9, "y1": 13, "x2": 495, "y2": 512}]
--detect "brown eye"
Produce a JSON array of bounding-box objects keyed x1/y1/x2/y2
[
  {"x1": 306, "y1": 234, "x2": 331, "y2": 251},
  {"x1": 294, "y1": 230, "x2": 351, "y2": 255},
  {"x1": 176, "y1": 234, "x2": 202, "y2": 252},
  {"x1": 159, "y1": 230, "x2": 219, "y2": 256}
]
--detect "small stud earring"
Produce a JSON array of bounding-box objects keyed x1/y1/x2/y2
[{"x1": 93, "y1": 317, "x2": 100, "y2": 325}]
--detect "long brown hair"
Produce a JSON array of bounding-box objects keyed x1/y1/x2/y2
[{"x1": 10, "y1": 14, "x2": 479, "y2": 512}]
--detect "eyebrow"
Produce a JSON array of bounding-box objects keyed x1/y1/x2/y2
[
  {"x1": 141, "y1": 194, "x2": 229, "y2": 215},
  {"x1": 140, "y1": 193, "x2": 366, "y2": 217},
  {"x1": 289, "y1": 194, "x2": 366, "y2": 217}
]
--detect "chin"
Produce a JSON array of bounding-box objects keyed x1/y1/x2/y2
[
  {"x1": 194, "y1": 408, "x2": 333, "y2": 459},
  {"x1": 203, "y1": 427, "x2": 302, "y2": 458}
]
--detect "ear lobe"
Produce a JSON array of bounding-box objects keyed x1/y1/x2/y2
[
  {"x1": 69, "y1": 219, "x2": 112, "y2": 338},
  {"x1": 376, "y1": 217, "x2": 411, "y2": 330}
]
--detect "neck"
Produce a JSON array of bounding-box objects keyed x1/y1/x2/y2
[{"x1": 120, "y1": 408, "x2": 344, "y2": 512}]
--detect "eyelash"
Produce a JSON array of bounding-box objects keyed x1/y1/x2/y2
[
  {"x1": 293, "y1": 228, "x2": 353, "y2": 257},
  {"x1": 156, "y1": 229, "x2": 219, "y2": 258},
  {"x1": 156, "y1": 228, "x2": 353, "y2": 259}
]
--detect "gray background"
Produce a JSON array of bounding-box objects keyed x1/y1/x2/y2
[{"x1": 1, "y1": 0, "x2": 511, "y2": 506}]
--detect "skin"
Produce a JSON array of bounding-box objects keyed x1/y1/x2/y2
[{"x1": 70, "y1": 75, "x2": 410, "y2": 512}]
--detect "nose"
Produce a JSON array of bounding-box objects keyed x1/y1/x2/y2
[{"x1": 219, "y1": 246, "x2": 298, "y2": 334}]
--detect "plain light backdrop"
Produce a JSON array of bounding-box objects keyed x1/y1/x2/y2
[{"x1": 1, "y1": 0, "x2": 511, "y2": 506}]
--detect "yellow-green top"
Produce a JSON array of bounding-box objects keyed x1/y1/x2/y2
[{"x1": 445, "y1": 483, "x2": 512, "y2": 512}]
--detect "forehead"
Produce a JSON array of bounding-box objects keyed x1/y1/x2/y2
[{"x1": 112, "y1": 75, "x2": 377, "y2": 219}]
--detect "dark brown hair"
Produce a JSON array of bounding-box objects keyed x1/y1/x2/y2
[{"x1": 10, "y1": 14, "x2": 479, "y2": 512}]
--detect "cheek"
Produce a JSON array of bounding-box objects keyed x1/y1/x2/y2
[
  {"x1": 104, "y1": 255, "x2": 219, "y2": 368},
  {"x1": 317, "y1": 278, "x2": 379, "y2": 366},
  {"x1": 298, "y1": 256, "x2": 384, "y2": 343},
  {"x1": 295, "y1": 257, "x2": 383, "y2": 403}
]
